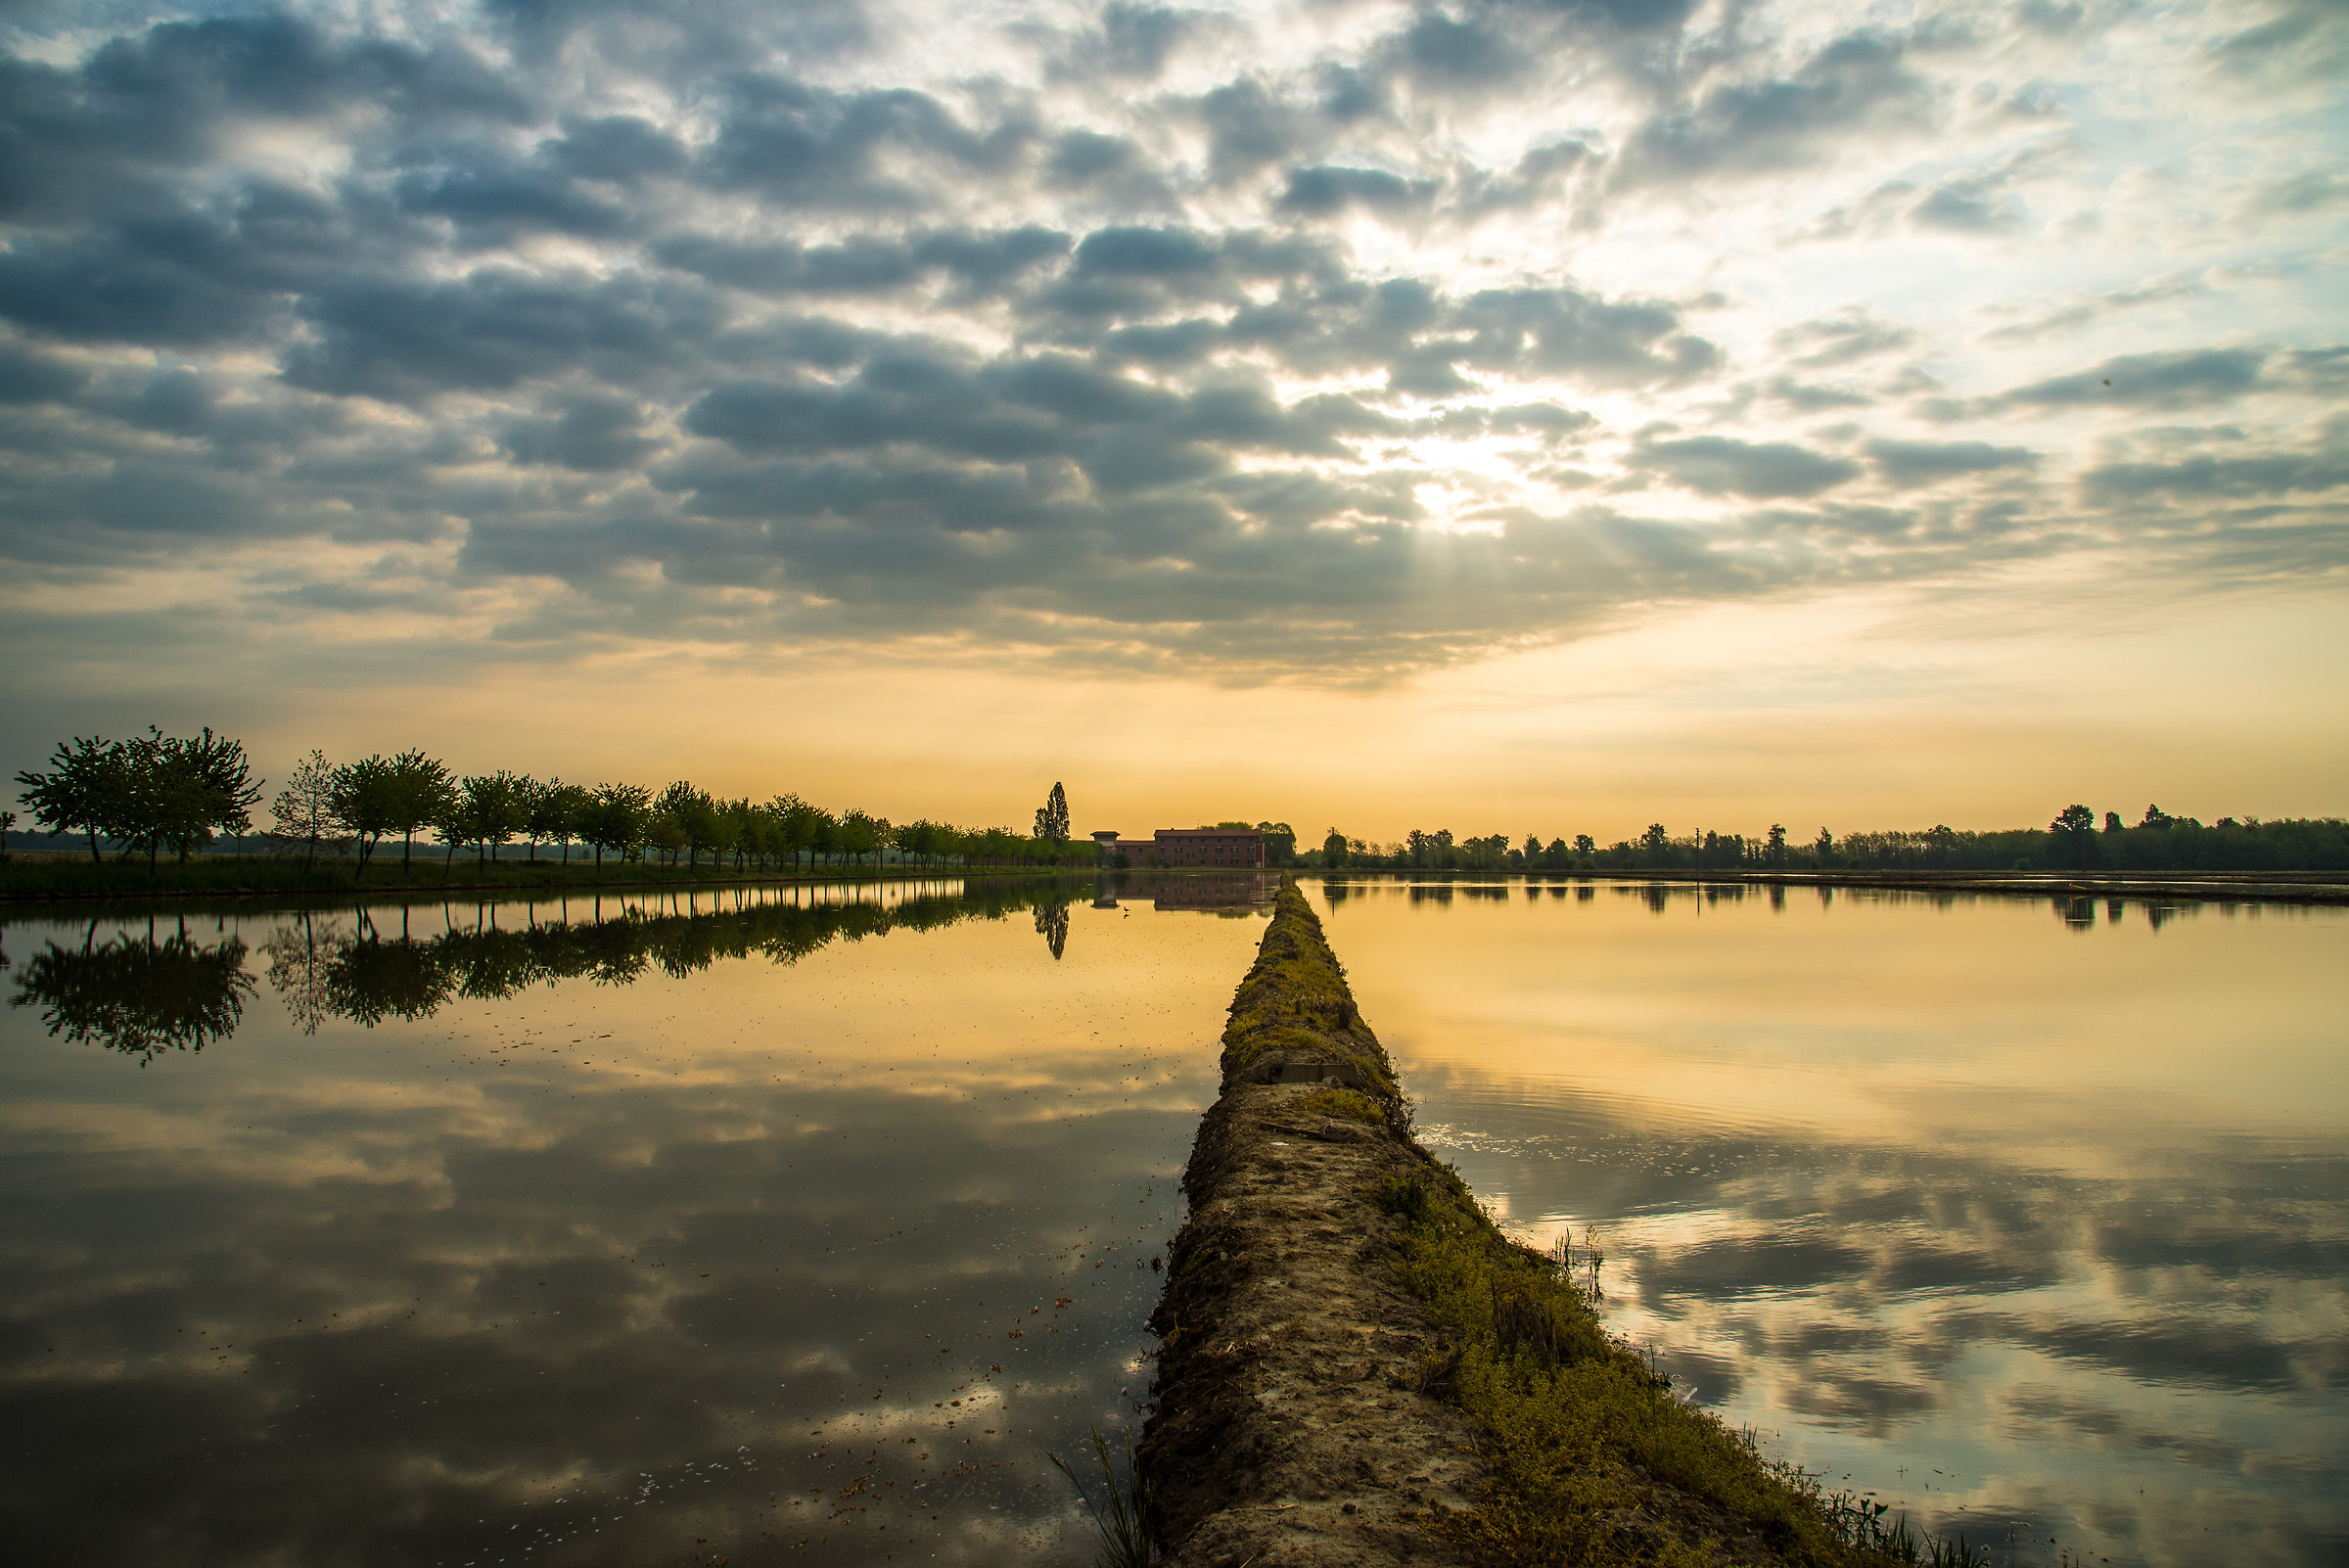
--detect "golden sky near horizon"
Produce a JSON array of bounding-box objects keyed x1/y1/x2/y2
[{"x1": 2, "y1": 0, "x2": 2343, "y2": 839}]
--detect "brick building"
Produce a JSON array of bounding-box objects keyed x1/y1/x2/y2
[{"x1": 1089, "y1": 827, "x2": 1267, "y2": 868}]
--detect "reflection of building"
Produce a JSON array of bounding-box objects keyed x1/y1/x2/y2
[
  {"x1": 1087, "y1": 827, "x2": 1267, "y2": 867},
  {"x1": 1137, "y1": 870, "x2": 1276, "y2": 911}
]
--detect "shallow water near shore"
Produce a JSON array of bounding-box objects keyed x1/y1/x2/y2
[
  {"x1": 0, "y1": 878, "x2": 1263, "y2": 1567},
  {"x1": 1315, "y1": 875, "x2": 2348, "y2": 1568},
  {"x1": 4, "y1": 873, "x2": 2342, "y2": 1566}
]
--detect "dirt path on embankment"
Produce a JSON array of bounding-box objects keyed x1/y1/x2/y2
[
  {"x1": 1142, "y1": 1080, "x2": 1482, "y2": 1567},
  {"x1": 1140, "y1": 882, "x2": 1895, "y2": 1568},
  {"x1": 1137, "y1": 879, "x2": 1482, "y2": 1566}
]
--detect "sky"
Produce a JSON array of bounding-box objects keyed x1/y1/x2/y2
[{"x1": 1, "y1": 0, "x2": 2342, "y2": 843}]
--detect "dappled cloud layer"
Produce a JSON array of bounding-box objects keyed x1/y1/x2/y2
[{"x1": 1, "y1": 0, "x2": 2343, "y2": 691}]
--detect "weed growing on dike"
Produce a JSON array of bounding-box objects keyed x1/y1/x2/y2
[
  {"x1": 1379, "y1": 1151, "x2": 1991, "y2": 1567},
  {"x1": 1049, "y1": 1427, "x2": 1155, "y2": 1568}
]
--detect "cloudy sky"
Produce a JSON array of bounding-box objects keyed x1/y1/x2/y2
[{"x1": 2, "y1": 0, "x2": 2342, "y2": 839}]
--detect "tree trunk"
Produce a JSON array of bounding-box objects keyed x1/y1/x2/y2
[{"x1": 86, "y1": 826, "x2": 101, "y2": 864}]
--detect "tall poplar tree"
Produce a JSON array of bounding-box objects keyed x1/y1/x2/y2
[{"x1": 1033, "y1": 781, "x2": 1070, "y2": 845}]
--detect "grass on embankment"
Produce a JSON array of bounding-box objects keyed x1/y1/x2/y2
[
  {"x1": 1375, "y1": 1158, "x2": 1911, "y2": 1566},
  {"x1": 1224, "y1": 882, "x2": 1965, "y2": 1568}
]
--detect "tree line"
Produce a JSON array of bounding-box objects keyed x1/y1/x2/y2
[
  {"x1": 1317, "y1": 806, "x2": 2349, "y2": 875},
  {"x1": 13, "y1": 731, "x2": 1095, "y2": 877}
]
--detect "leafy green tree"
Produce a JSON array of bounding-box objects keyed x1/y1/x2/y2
[
  {"x1": 1255, "y1": 820, "x2": 1296, "y2": 864},
  {"x1": 1640, "y1": 823, "x2": 1669, "y2": 866},
  {"x1": 535, "y1": 781, "x2": 591, "y2": 863},
  {"x1": 646, "y1": 816, "x2": 688, "y2": 864},
  {"x1": 442, "y1": 773, "x2": 528, "y2": 866},
  {"x1": 1321, "y1": 827, "x2": 1348, "y2": 867},
  {"x1": 518, "y1": 777, "x2": 566, "y2": 861},
  {"x1": 839, "y1": 808, "x2": 889, "y2": 869},
  {"x1": 115, "y1": 727, "x2": 264, "y2": 869},
  {"x1": 385, "y1": 752, "x2": 454, "y2": 872},
  {"x1": 268, "y1": 750, "x2": 347, "y2": 870},
  {"x1": 581, "y1": 782, "x2": 651, "y2": 867},
  {"x1": 1573, "y1": 834, "x2": 1594, "y2": 858},
  {"x1": 1034, "y1": 781, "x2": 1070, "y2": 845},
  {"x1": 15, "y1": 735, "x2": 132, "y2": 863},
  {"x1": 428, "y1": 781, "x2": 470, "y2": 868},
  {"x1": 329, "y1": 755, "x2": 400, "y2": 873},
  {"x1": 2050, "y1": 803, "x2": 2098, "y2": 868}
]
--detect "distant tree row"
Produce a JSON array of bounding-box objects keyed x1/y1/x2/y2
[
  {"x1": 1315, "y1": 807, "x2": 2349, "y2": 875},
  {"x1": 14, "y1": 733, "x2": 1096, "y2": 878}
]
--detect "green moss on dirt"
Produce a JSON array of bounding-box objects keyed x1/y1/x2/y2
[
  {"x1": 1216, "y1": 891, "x2": 1400, "y2": 1098},
  {"x1": 1292, "y1": 1085, "x2": 1385, "y2": 1124}
]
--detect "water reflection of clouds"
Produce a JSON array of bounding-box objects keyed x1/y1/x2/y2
[
  {"x1": 1340, "y1": 882, "x2": 2349, "y2": 1567},
  {"x1": 1420, "y1": 1083, "x2": 2349, "y2": 1563},
  {"x1": 1, "y1": 884, "x2": 1247, "y2": 1566}
]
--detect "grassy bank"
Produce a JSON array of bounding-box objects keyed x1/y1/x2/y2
[
  {"x1": 0, "y1": 853, "x2": 1075, "y2": 902},
  {"x1": 1177, "y1": 882, "x2": 1977, "y2": 1567}
]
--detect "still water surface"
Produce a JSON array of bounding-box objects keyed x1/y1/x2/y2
[{"x1": 3, "y1": 875, "x2": 2342, "y2": 1566}]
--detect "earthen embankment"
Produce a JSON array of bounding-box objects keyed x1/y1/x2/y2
[{"x1": 1140, "y1": 881, "x2": 1893, "y2": 1568}]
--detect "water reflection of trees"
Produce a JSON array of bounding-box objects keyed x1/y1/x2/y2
[
  {"x1": 8, "y1": 883, "x2": 1083, "y2": 1054},
  {"x1": 1033, "y1": 901, "x2": 1069, "y2": 960},
  {"x1": 269, "y1": 882, "x2": 1082, "y2": 1032},
  {"x1": 9, "y1": 922, "x2": 255, "y2": 1062}
]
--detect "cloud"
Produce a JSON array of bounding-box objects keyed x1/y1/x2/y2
[
  {"x1": 1277, "y1": 165, "x2": 1438, "y2": 216},
  {"x1": 1865, "y1": 438, "x2": 2039, "y2": 486},
  {"x1": 1978, "y1": 273, "x2": 2207, "y2": 345},
  {"x1": 1617, "y1": 32, "x2": 1935, "y2": 186},
  {"x1": 0, "y1": 0, "x2": 2340, "y2": 700},
  {"x1": 1982, "y1": 346, "x2": 2271, "y2": 412},
  {"x1": 1774, "y1": 307, "x2": 1915, "y2": 369},
  {"x1": 1634, "y1": 435, "x2": 1864, "y2": 498}
]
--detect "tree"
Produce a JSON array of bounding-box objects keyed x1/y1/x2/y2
[
  {"x1": 1766, "y1": 824, "x2": 1787, "y2": 867},
  {"x1": 15, "y1": 736, "x2": 131, "y2": 863},
  {"x1": 385, "y1": 752, "x2": 454, "y2": 872},
  {"x1": 1034, "y1": 781, "x2": 1070, "y2": 845},
  {"x1": 1255, "y1": 820, "x2": 1296, "y2": 865},
  {"x1": 1321, "y1": 827, "x2": 1348, "y2": 868},
  {"x1": 520, "y1": 776, "x2": 578, "y2": 862},
  {"x1": 1640, "y1": 823, "x2": 1669, "y2": 866},
  {"x1": 2050, "y1": 803, "x2": 2097, "y2": 869},
  {"x1": 581, "y1": 782, "x2": 651, "y2": 867},
  {"x1": 455, "y1": 773, "x2": 528, "y2": 864},
  {"x1": 330, "y1": 756, "x2": 399, "y2": 874},
  {"x1": 1573, "y1": 834, "x2": 1595, "y2": 858},
  {"x1": 114, "y1": 727, "x2": 264, "y2": 870},
  {"x1": 839, "y1": 808, "x2": 888, "y2": 869},
  {"x1": 268, "y1": 750, "x2": 347, "y2": 870}
]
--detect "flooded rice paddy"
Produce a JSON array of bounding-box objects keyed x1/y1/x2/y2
[{"x1": 2, "y1": 873, "x2": 2342, "y2": 1566}]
